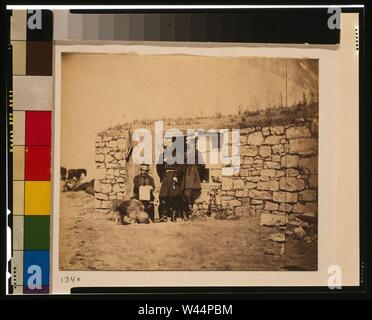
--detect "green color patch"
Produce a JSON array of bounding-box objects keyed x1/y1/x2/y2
[{"x1": 24, "y1": 216, "x2": 50, "y2": 250}]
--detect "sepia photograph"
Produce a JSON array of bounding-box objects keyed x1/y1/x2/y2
[
  {"x1": 4, "y1": 3, "x2": 364, "y2": 299},
  {"x1": 58, "y1": 53, "x2": 318, "y2": 271}
]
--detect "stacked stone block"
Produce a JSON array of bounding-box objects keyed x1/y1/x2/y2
[
  {"x1": 219, "y1": 120, "x2": 318, "y2": 224},
  {"x1": 94, "y1": 129, "x2": 130, "y2": 214}
]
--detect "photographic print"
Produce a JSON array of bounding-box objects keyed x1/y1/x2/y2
[
  {"x1": 59, "y1": 53, "x2": 318, "y2": 272},
  {"x1": 4, "y1": 3, "x2": 364, "y2": 298}
]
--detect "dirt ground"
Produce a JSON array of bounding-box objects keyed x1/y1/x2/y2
[{"x1": 59, "y1": 191, "x2": 317, "y2": 271}]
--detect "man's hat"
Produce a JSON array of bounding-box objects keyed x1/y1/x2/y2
[{"x1": 140, "y1": 164, "x2": 150, "y2": 171}]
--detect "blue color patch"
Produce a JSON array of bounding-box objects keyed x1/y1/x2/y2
[{"x1": 23, "y1": 251, "x2": 50, "y2": 288}]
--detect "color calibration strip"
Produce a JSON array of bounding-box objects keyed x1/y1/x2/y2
[
  {"x1": 53, "y1": 11, "x2": 265, "y2": 42},
  {"x1": 11, "y1": 10, "x2": 53, "y2": 294},
  {"x1": 53, "y1": 10, "x2": 339, "y2": 44}
]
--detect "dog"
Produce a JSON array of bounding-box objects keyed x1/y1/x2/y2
[
  {"x1": 67, "y1": 169, "x2": 87, "y2": 181},
  {"x1": 75, "y1": 179, "x2": 94, "y2": 195},
  {"x1": 63, "y1": 169, "x2": 89, "y2": 192},
  {"x1": 60, "y1": 167, "x2": 67, "y2": 181},
  {"x1": 112, "y1": 199, "x2": 152, "y2": 225},
  {"x1": 63, "y1": 176, "x2": 78, "y2": 192}
]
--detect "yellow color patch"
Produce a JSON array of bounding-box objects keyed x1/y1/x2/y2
[{"x1": 25, "y1": 181, "x2": 51, "y2": 215}]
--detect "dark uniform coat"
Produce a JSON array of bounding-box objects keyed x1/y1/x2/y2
[
  {"x1": 181, "y1": 149, "x2": 206, "y2": 190},
  {"x1": 181, "y1": 149, "x2": 206, "y2": 209},
  {"x1": 156, "y1": 154, "x2": 184, "y2": 199}
]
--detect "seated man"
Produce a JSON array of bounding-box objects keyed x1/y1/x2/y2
[{"x1": 133, "y1": 164, "x2": 155, "y2": 222}]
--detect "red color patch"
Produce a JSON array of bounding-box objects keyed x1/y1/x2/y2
[
  {"x1": 25, "y1": 146, "x2": 51, "y2": 180},
  {"x1": 25, "y1": 111, "x2": 51, "y2": 146}
]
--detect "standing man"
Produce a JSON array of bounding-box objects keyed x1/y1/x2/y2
[
  {"x1": 133, "y1": 164, "x2": 155, "y2": 222},
  {"x1": 182, "y1": 137, "x2": 206, "y2": 219},
  {"x1": 156, "y1": 137, "x2": 185, "y2": 222}
]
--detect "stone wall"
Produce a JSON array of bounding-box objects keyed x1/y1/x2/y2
[
  {"x1": 94, "y1": 119, "x2": 318, "y2": 225},
  {"x1": 94, "y1": 128, "x2": 131, "y2": 214},
  {"x1": 193, "y1": 119, "x2": 318, "y2": 225}
]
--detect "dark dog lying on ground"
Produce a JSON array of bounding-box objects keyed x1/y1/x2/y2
[
  {"x1": 75, "y1": 179, "x2": 94, "y2": 195},
  {"x1": 112, "y1": 199, "x2": 152, "y2": 225}
]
